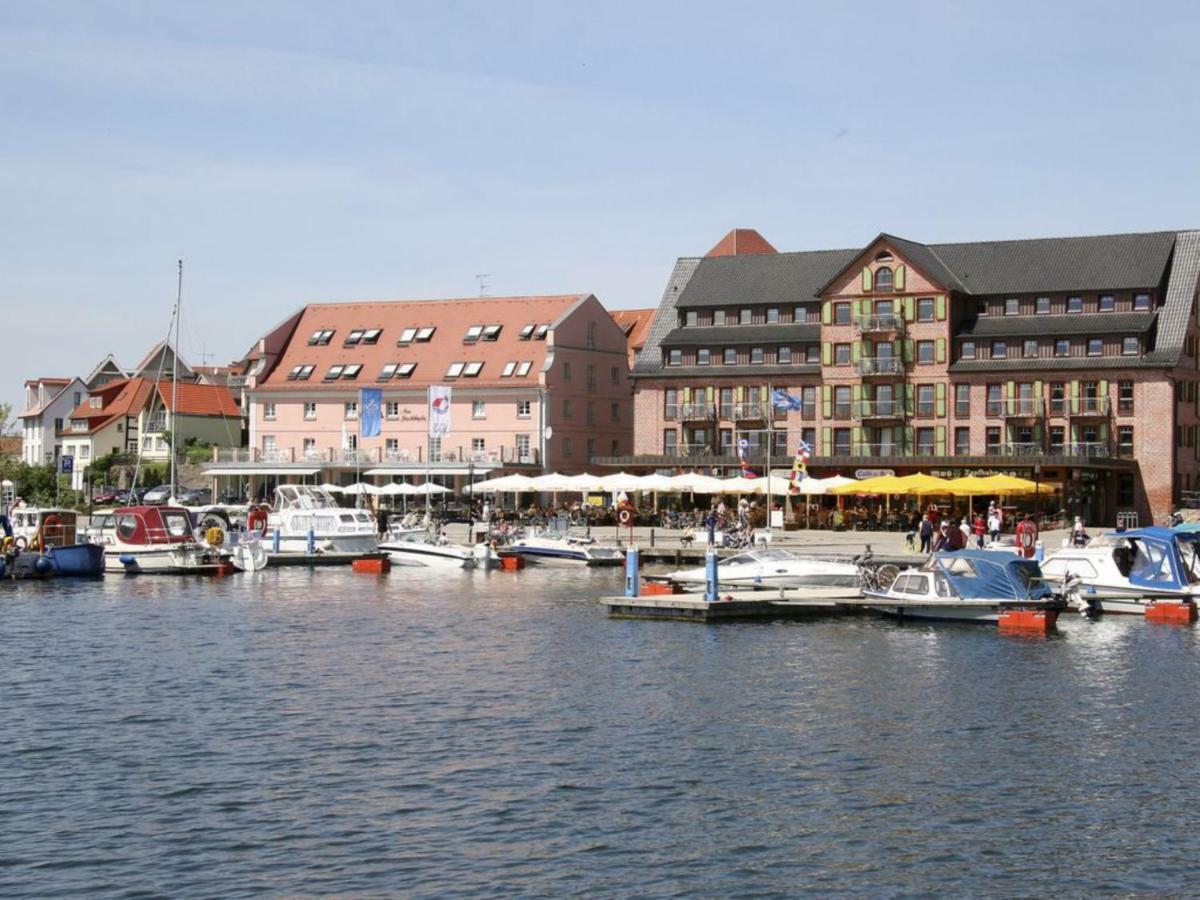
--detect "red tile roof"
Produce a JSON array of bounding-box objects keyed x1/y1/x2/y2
[
  {"x1": 156, "y1": 381, "x2": 241, "y2": 417},
  {"x1": 62, "y1": 378, "x2": 154, "y2": 435},
  {"x1": 609, "y1": 308, "x2": 657, "y2": 366},
  {"x1": 705, "y1": 228, "x2": 777, "y2": 257},
  {"x1": 259, "y1": 294, "x2": 590, "y2": 391}
]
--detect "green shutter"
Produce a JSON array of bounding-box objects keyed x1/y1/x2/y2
[
  {"x1": 822, "y1": 342, "x2": 832, "y2": 366},
  {"x1": 1070, "y1": 380, "x2": 1080, "y2": 414},
  {"x1": 935, "y1": 425, "x2": 946, "y2": 456},
  {"x1": 903, "y1": 297, "x2": 915, "y2": 322},
  {"x1": 905, "y1": 388, "x2": 915, "y2": 417},
  {"x1": 821, "y1": 301, "x2": 832, "y2": 325},
  {"x1": 895, "y1": 264, "x2": 906, "y2": 291},
  {"x1": 1006, "y1": 380, "x2": 1015, "y2": 402},
  {"x1": 736, "y1": 385, "x2": 744, "y2": 403},
  {"x1": 1099, "y1": 379, "x2": 1109, "y2": 412},
  {"x1": 852, "y1": 425, "x2": 863, "y2": 453},
  {"x1": 903, "y1": 425, "x2": 915, "y2": 452},
  {"x1": 682, "y1": 386, "x2": 691, "y2": 404},
  {"x1": 1099, "y1": 422, "x2": 1109, "y2": 442},
  {"x1": 852, "y1": 341, "x2": 863, "y2": 363},
  {"x1": 706, "y1": 386, "x2": 714, "y2": 403},
  {"x1": 1034, "y1": 423, "x2": 1044, "y2": 444},
  {"x1": 821, "y1": 426, "x2": 832, "y2": 453},
  {"x1": 935, "y1": 383, "x2": 946, "y2": 417},
  {"x1": 822, "y1": 385, "x2": 832, "y2": 418},
  {"x1": 862, "y1": 267, "x2": 873, "y2": 292},
  {"x1": 936, "y1": 338, "x2": 946, "y2": 364},
  {"x1": 904, "y1": 339, "x2": 914, "y2": 363},
  {"x1": 893, "y1": 338, "x2": 902, "y2": 358},
  {"x1": 893, "y1": 425, "x2": 904, "y2": 447},
  {"x1": 936, "y1": 295, "x2": 947, "y2": 320}
]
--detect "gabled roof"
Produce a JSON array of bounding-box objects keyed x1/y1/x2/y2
[
  {"x1": 610, "y1": 308, "x2": 656, "y2": 348},
  {"x1": 259, "y1": 294, "x2": 593, "y2": 391},
  {"x1": 85, "y1": 354, "x2": 129, "y2": 386},
  {"x1": 705, "y1": 228, "x2": 777, "y2": 257},
  {"x1": 153, "y1": 381, "x2": 240, "y2": 418},
  {"x1": 816, "y1": 233, "x2": 968, "y2": 295},
  {"x1": 675, "y1": 248, "x2": 858, "y2": 309},
  {"x1": 61, "y1": 378, "x2": 154, "y2": 436},
  {"x1": 659, "y1": 323, "x2": 821, "y2": 347},
  {"x1": 19, "y1": 377, "x2": 85, "y2": 418}
]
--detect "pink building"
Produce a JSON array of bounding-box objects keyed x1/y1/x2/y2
[{"x1": 208, "y1": 293, "x2": 634, "y2": 491}]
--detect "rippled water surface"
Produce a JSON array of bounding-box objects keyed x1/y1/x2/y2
[{"x1": 3, "y1": 566, "x2": 1199, "y2": 897}]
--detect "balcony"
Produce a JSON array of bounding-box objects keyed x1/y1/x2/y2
[
  {"x1": 848, "y1": 442, "x2": 907, "y2": 457},
  {"x1": 679, "y1": 403, "x2": 715, "y2": 421},
  {"x1": 993, "y1": 442, "x2": 1043, "y2": 457},
  {"x1": 1071, "y1": 397, "x2": 1111, "y2": 417},
  {"x1": 986, "y1": 399, "x2": 1045, "y2": 419},
  {"x1": 733, "y1": 403, "x2": 766, "y2": 421},
  {"x1": 853, "y1": 399, "x2": 904, "y2": 420},
  {"x1": 146, "y1": 416, "x2": 167, "y2": 433},
  {"x1": 856, "y1": 314, "x2": 905, "y2": 334},
  {"x1": 855, "y1": 357, "x2": 905, "y2": 377}
]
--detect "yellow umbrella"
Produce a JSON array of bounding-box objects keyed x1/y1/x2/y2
[
  {"x1": 973, "y1": 473, "x2": 1057, "y2": 495},
  {"x1": 895, "y1": 473, "x2": 954, "y2": 494},
  {"x1": 829, "y1": 474, "x2": 908, "y2": 495},
  {"x1": 941, "y1": 475, "x2": 1001, "y2": 496}
]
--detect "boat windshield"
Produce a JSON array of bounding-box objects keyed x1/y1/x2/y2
[
  {"x1": 275, "y1": 485, "x2": 339, "y2": 511},
  {"x1": 161, "y1": 511, "x2": 192, "y2": 538},
  {"x1": 1177, "y1": 536, "x2": 1200, "y2": 584},
  {"x1": 723, "y1": 553, "x2": 759, "y2": 567}
]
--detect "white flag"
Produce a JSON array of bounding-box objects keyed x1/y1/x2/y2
[{"x1": 429, "y1": 385, "x2": 452, "y2": 437}]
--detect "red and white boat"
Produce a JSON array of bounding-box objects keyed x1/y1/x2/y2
[{"x1": 96, "y1": 505, "x2": 233, "y2": 574}]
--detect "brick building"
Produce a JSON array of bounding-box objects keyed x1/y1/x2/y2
[{"x1": 605, "y1": 227, "x2": 1200, "y2": 525}]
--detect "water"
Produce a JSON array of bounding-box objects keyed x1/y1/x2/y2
[{"x1": 2, "y1": 567, "x2": 1199, "y2": 897}]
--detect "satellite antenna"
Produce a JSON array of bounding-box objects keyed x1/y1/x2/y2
[{"x1": 475, "y1": 273, "x2": 491, "y2": 297}]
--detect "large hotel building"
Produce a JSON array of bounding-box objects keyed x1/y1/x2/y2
[{"x1": 607, "y1": 228, "x2": 1200, "y2": 524}]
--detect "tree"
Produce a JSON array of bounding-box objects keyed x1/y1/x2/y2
[{"x1": 0, "y1": 402, "x2": 14, "y2": 437}]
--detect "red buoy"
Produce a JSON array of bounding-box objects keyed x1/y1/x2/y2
[
  {"x1": 1145, "y1": 600, "x2": 1198, "y2": 625},
  {"x1": 499, "y1": 556, "x2": 525, "y2": 571},
  {"x1": 352, "y1": 557, "x2": 391, "y2": 574},
  {"x1": 998, "y1": 609, "x2": 1058, "y2": 634}
]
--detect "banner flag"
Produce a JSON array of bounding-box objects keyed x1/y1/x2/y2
[
  {"x1": 359, "y1": 388, "x2": 383, "y2": 438},
  {"x1": 429, "y1": 385, "x2": 452, "y2": 437}
]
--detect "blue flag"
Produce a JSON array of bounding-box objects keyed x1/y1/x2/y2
[
  {"x1": 360, "y1": 388, "x2": 383, "y2": 438},
  {"x1": 772, "y1": 389, "x2": 803, "y2": 411}
]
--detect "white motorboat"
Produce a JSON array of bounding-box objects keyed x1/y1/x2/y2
[
  {"x1": 380, "y1": 530, "x2": 498, "y2": 569},
  {"x1": 862, "y1": 549, "x2": 1066, "y2": 625},
  {"x1": 1040, "y1": 527, "x2": 1200, "y2": 614},
  {"x1": 505, "y1": 532, "x2": 625, "y2": 566},
  {"x1": 266, "y1": 485, "x2": 379, "y2": 554},
  {"x1": 664, "y1": 548, "x2": 859, "y2": 590},
  {"x1": 229, "y1": 535, "x2": 269, "y2": 572},
  {"x1": 96, "y1": 506, "x2": 233, "y2": 574}
]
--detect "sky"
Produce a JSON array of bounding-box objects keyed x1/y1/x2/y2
[{"x1": 2, "y1": 0, "x2": 1199, "y2": 415}]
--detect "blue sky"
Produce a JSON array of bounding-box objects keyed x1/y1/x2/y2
[{"x1": 2, "y1": 1, "x2": 1198, "y2": 415}]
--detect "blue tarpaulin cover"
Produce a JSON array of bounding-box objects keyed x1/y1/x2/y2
[
  {"x1": 1122, "y1": 526, "x2": 1199, "y2": 591},
  {"x1": 924, "y1": 549, "x2": 1054, "y2": 601}
]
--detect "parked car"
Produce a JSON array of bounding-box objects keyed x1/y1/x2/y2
[
  {"x1": 92, "y1": 488, "x2": 124, "y2": 504},
  {"x1": 142, "y1": 484, "x2": 174, "y2": 505},
  {"x1": 176, "y1": 488, "x2": 213, "y2": 506}
]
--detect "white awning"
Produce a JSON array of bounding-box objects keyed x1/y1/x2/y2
[
  {"x1": 363, "y1": 466, "x2": 490, "y2": 477},
  {"x1": 203, "y1": 467, "x2": 322, "y2": 477}
]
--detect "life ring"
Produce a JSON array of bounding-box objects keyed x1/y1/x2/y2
[
  {"x1": 618, "y1": 508, "x2": 633, "y2": 527},
  {"x1": 205, "y1": 526, "x2": 226, "y2": 547},
  {"x1": 246, "y1": 506, "x2": 269, "y2": 534},
  {"x1": 13, "y1": 536, "x2": 27, "y2": 551},
  {"x1": 39, "y1": 514, "x2": 62, "y2": 549}
]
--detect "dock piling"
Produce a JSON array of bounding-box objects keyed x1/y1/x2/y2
[
  {"x1": 705, "y1": 550, "x2": 719, "y2": 602},
  {"x1": 624, "y1": 548, "x2": 640, "y2": 598}
]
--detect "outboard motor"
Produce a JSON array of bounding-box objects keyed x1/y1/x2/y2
[{"x1": 1063, "y1": 573, "x2": 1099, "y2": 617}]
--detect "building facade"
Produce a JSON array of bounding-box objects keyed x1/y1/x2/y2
[
  {"x1": 208, "y1": 293, "x2": 634, "y2": 492},
  {"x1": 611, "y1": 228, "x2": 1200, "y2": 524},
  {"x1": 18, "y1": 377, "x2": 87, "y2": 466}
]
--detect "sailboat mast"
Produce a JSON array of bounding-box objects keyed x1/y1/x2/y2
[{"x1": 171, "y1": 259, "x2": 182, "y2": 499}]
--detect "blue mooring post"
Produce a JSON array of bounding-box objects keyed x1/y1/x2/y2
[
  {"x1": 624, "y1": 547, "x2": 640, "y2": 597},
  {"x1": 273, "y1": 528, "x2": 281, "y2": 554},
  {"x1": 705, "y1": 550, "x2": 719, "y2": 602},
  {"x1": 307, "y1": 528, "x2": 315, "y2": 554}
]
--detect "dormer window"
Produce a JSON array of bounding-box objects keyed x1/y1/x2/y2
[
  {"x1": 463, "y1": 362, "x2": 484, "y2": 377},
  {"x1": 288, "y1": 364, "x2": 315, "y2": 381},
  {"x1": 341, "y1": 364, "x2": 362, "y2": 380},
  {"x1": 464, "y1": 325, "x2": 484, "y2": 342},
  {"x1": 379, "y1": 363, "x2": 399, "y2": 380},
  {"x1": 396, "y1": 363, "x2": 416, "y2": 378},
  {"x1": 516, "y1": 361, "x2": 532, "y2": 376},
  {"x1": 482, "y1": 325, "x2": 502, "y2": 341},
  {"x1": 502, "y1": 361, "x2": 517, "y2": 377},
  {"x1": 308, "y1": 329, "x2": 335, "y2": 345},
  {"x1": 874, "y1": 250, "x2": 894, "y2": 262},
  {"x1": 362, "y1": 328, "x2": 382, "y2": 344},
  {"x1": 344, "y1": 329, "x2": 365, "y2": 346},
  {"x1": 398, "y1": 328, "x2": 418, "y2": 344},
  {"x1": 324, "y1": 365, "x2": 345, "y2": 381},
  {"x1": 446, "y1": 362, "x2": 464, "y2": 378},
  {"x1": 519, "y1": 324, "x2": 535, "y2": 340},
  {"x1": 416, "y1": 326, "x2": 436, "y2": 341},
  {"x1": 684, "y1": 310, "x2": 698, "y2": 327},
  {"x1": 533, "y1": 324, "x2": 549, "y2": 340},
  {"x1": 1134, "y1": 293, "x2": 1151, "y2": 310},
  {"x1": 1067, "y1": 296, "x2": 1083, "y2": 313},
  {"x1": 874, "y1": 266, "x2": 894, "y2": 292}
]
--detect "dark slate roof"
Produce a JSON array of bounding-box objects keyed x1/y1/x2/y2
[
  {"x1": 950, "y1": 356, "x2": 1160, "y2": 373},
  {"x1": 633, "y1": 258, "x2": 701, "y2": 375},
  {"x1": 816, "y1": 233, "x2": 969, "y2": 295},
  {"x1": 660, "y1": 323, "x2": 821, "y2": 347},
  {"x1": 673, "y1": 248, "x2": 857, "y2": 309},
  {"x1": 930, "y1": 231, "x2": 1176, "y2": 294},
  {"x1": 958, "y1": 312, "x2": 1157, "y2": 338},
  {"x1": 1145, "y1": 230, "x2": 1200, "y2": 367}
]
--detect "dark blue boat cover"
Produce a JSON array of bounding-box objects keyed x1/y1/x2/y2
[
  {"x1": 924, "y1": 549, "x2": 1054, "y2": 601},
  {"x1": 1122, "y1": 526, "x2": 1200, "y2": 591}
]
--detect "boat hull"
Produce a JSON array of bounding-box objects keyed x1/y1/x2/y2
[
  {"x1": 380, "y1": 542, "x2": 475, "y2": 568},
  {"x1": 46, "y1": 543, "x2": 105, "y2": 577},
  {"x1": 271, "y1": 534, "x2": 380, "y2": 555},
  {"x1": 670, "y1": 571, "x2": 859, "y2": 590},
  {"x1": 867, "y1": 603, "x2": 1002, "y2": 624},
  {"x1": 507, "y1": 546, "x2": 624, "y2": 566},
  {"x1": 104, "y1": 545, "x2": 230, "y2": 575}
]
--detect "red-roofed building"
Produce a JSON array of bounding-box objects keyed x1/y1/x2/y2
[
  {"x1": 57, "y1": 377, "x2": 243, "y2": 489},
  {"x1": 610, "y1": 308, "x2": 657, "y2": 368},
  {"x1": 207, "y1": 293, "x2": 633, "y2": 490}
]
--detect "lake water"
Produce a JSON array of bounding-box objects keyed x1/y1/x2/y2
[{"x1": 2, "y1": 566, "x2": 1199, "y2": 897}]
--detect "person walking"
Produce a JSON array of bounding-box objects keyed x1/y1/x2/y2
[
  {"x1": 987, "y1": 506, "x2": 1002, "y2": 544},
  {"x1": 972, "y1": 513, "x2": 986, "y2": 549},
  {"x1": 919, "y1": 515, "x2": 934, "y2": 554}
]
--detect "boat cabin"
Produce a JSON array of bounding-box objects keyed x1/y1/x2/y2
[
  {"x1": 1042, "y1": 527, "x2": 1200, "y2": 592},
  {"x1": 7, "y1": 508, "x2": 78, "y2": 547},
  {"x1": 110, "y1": 506, "x2": 196, "y2": 546},
  {"x1": 888, "y1": 550, "x2": 1055, "y2": 603}
]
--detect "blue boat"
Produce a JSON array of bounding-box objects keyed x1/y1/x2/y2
[{"x1": 46, "y1": 542, "x2": 106, "y2": 577}]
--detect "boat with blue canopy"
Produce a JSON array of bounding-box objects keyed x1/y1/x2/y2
[
  {"x1": 1040, "y1": 526, "x2": 1200, "y2": 614},
  {"x1": 863, "y1": 549, "x2": 1066, "y2": 624}
]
